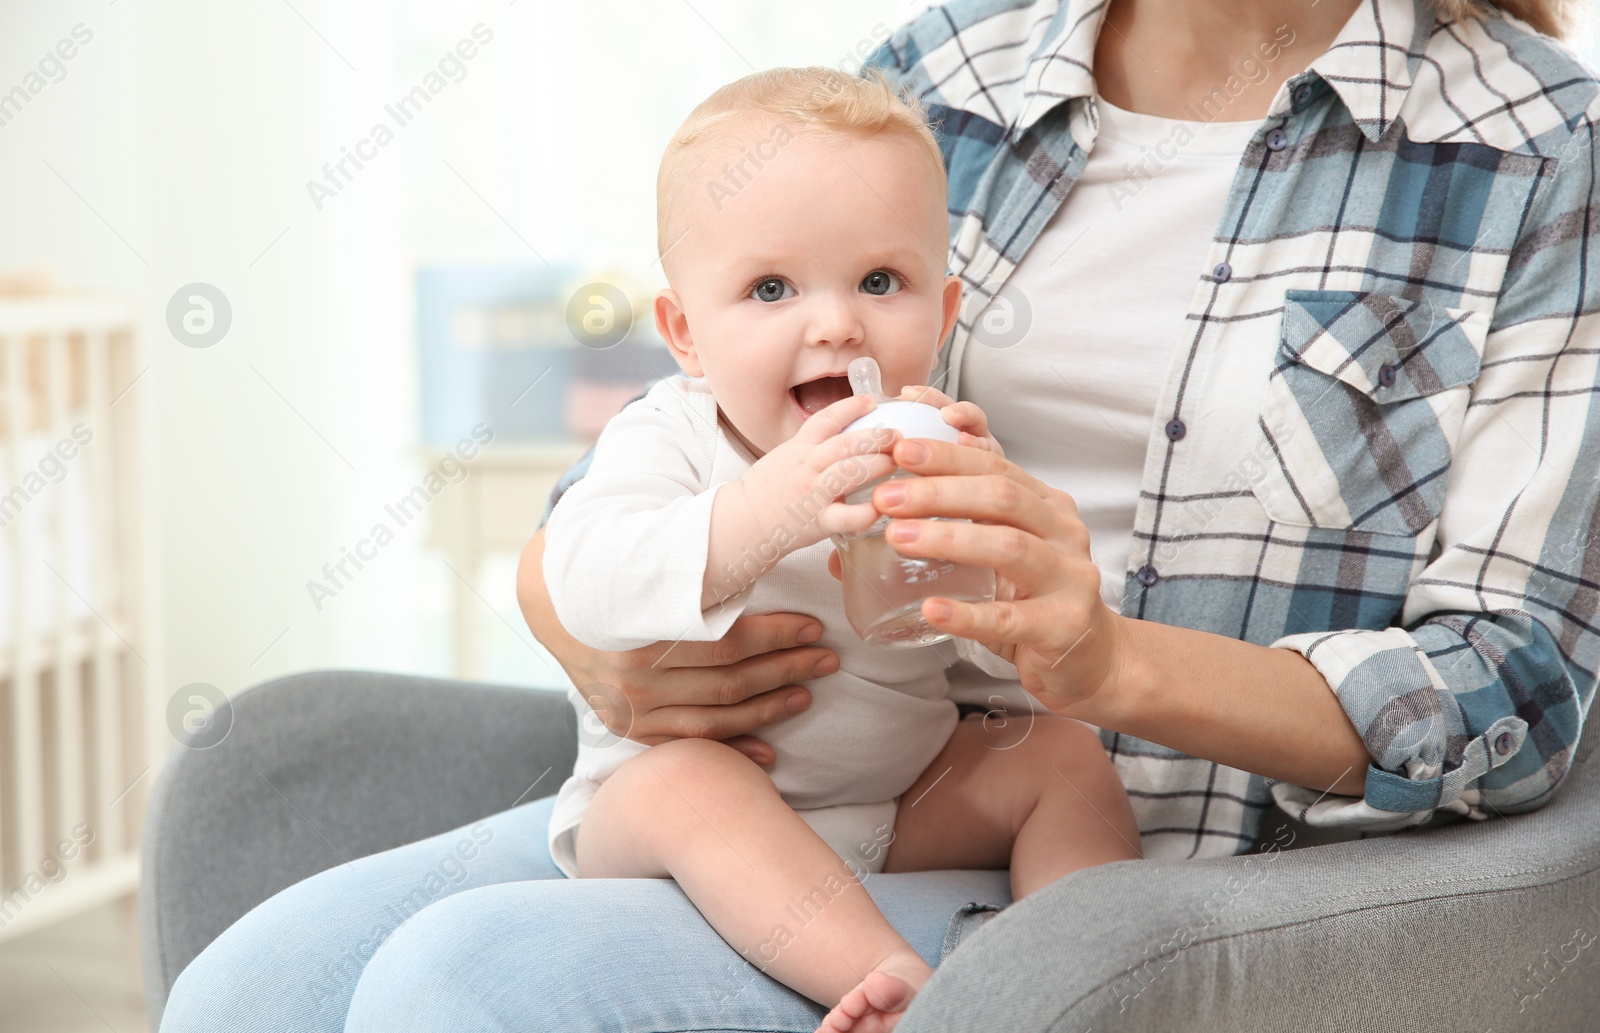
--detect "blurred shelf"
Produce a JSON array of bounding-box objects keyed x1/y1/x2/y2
[{"x1": 423, "y1": 440, "x2": 589, "y2": 678}]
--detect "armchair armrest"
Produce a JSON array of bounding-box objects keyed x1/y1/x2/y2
[
  {"x1": 139, "y1": 670, "x2": 576, "y2": 1024},
  {"x1": 902, "y1": 726, "x2": 1600, "y2": 1032}
]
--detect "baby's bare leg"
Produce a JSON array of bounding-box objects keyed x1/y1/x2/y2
[
  {"x1": 884, "y1": 713, "x2": 1141, "y2": 899},
  {"x1": 576, "y1": 737, "x2": 931, "y2": 1019}
]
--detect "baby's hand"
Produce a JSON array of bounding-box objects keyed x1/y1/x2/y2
[
  {"x1": 738, "y1": 394, "x2": 900, "y2": 555},
  {"x1": 897, "y1": 385, "x2": 1004, "y2": 458}
]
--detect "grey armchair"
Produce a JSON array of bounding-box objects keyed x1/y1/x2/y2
[{"x1": 141, "y1": 670, "x2": 1600, "y2": 1032}]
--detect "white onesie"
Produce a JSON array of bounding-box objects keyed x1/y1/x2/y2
[{"x1": 542, "y1": 375, "x2": 1016, "y2": 879}]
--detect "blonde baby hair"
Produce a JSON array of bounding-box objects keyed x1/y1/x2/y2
[{"x1": 655, "y1": 67, "x2": 944, "y2": 270}]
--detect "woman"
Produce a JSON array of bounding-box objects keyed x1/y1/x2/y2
[{"x1": 161, "y1": 0, "x2": 1598, "y2": 1029}]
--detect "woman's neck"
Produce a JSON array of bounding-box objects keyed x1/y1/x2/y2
[{"x1": 1093, "y1": 0, "x2": 1363, "y2": 121}]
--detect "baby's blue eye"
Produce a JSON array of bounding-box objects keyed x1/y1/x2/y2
[
  {"x1": 860, "y1": 270, "x2": 902, "y2": 296},
  {"x1": 751, "y1": 278, "x2": 794, "y2": 303}
]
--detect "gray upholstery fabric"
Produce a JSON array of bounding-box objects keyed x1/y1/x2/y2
[
  {"x1": 142, "y1": 670, "x2": 1599, "y2": 1032},
  {"x1": 139, "y1": 671, "x2": 576, "y2": 1027},
  {"x1": 900, "y1": 714, "x2": 1600, "y2": 1033}
]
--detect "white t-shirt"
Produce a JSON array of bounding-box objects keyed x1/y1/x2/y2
[{"x1": 958, "y1": 96, "x2": 1261, "y2": 607}]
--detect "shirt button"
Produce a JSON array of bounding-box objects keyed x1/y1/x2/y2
[
  {"x1": 1293, "y1": 83, "x2": 1313, "y2": 106},
  {"x1": 1165, "y1": 418, "x2": 1186, "y2": 441},
  {"x1": 1212, "y1": 261, "x2": 1232, "y2": 282},
  {"x1": 1494, "y1": 731, "x2": 1515, "y2": 755},
  {"x1": 1135, "y1": 565, "x2": 1159, "y2": 587},
  {"x1": 1266, "y1": 128, "x2": 1289, "y2": 151},
  {"x1": 1378, "y1": 362, "x2": 1398, "y2": 387}
]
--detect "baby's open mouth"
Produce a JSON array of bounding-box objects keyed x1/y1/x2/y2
[{"x1": 791, "y1": 375, "x2": 853, "y2": 416}]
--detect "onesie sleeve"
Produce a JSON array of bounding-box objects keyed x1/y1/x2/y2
[{"x1": 542, "y1": 383, "x2": 756, "y2": 651}]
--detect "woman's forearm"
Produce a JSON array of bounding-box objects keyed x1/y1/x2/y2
[
  {"x1": 517, "y1": 527, "x2": 584, "y2": 663},
  {"x1": 1090, "y1": 617, "x2": 1370, "y2": 797},
  {"x1": 866, "y1": 436, "x2": 1374, "y2": 798}
]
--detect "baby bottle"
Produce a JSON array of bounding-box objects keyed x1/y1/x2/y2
[{"x1": 831, "y1": 357, "x2": 996, "y2": 647}]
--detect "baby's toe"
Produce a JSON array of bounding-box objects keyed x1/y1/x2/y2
[
  {"x1": 861, "y1": 971, "x2": 916, "y2": 1015},
  {"x1": 815, "y1": 991, "x2": 865, "y2": 1033}
]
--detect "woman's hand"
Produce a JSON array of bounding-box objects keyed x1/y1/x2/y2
[
  {"x1": 517, "y1": 528, "x2": 835, "y2": 766},
  {"x1": 870, "y1": 437, "x2": 1131, "y2": 720}
]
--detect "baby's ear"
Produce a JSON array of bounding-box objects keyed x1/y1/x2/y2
[
  {"x1": 654, "y1": 289, "x2": 703, "y2": 377},
  {"x1": 937, "y1": 275, "x2": 962, "y2": 352}
]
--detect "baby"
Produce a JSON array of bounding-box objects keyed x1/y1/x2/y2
[{"x1": 543, "y1": 67, "x2": 1141, "y2": 1032}]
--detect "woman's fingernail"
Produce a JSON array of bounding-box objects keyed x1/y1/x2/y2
[
  {"x1": 886, "y1": 521, "x2": 919, "y2": 543},
  {"x1": 899, "y1": 441, "x2": 929, "y2": 464},
  {"x1": 786, "y1": 690, "x2": 811, "y2": 713},
  {"x1": 925, "y1": 600, "x2": 952, "y2": 622},
  {"x1": 877, "y1": 482, "x2": 906, "y2": 507},
  {"x1": 811, "y1": 654, "x2": 839, "y2": 677},
  {"x1": 796, "y1": 622, "x2": 823, "y2": 644}
]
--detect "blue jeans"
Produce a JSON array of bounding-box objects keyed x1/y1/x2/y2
[{"x1": 159, "y1": 794, "x2": 1012, "y2": 1032}]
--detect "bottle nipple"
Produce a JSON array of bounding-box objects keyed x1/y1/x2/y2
[
  {"x1": 848, "y1": 356, "x2": 886, "y2": 401},
  {"x1": 840, "y1": 356, "x2": 957, "y2": 443}
]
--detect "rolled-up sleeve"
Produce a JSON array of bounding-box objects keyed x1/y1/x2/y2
[{"x1": 1269, "y1": 106, "x2": 1600, "y2": 829}]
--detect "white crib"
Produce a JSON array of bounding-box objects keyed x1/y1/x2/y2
[{"x1": 0, "y1": 295, "x2": 161, "y2": 943}]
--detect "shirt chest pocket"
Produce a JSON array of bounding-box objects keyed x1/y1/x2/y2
[{"x1": 1251, "y1": 290, "x2": 1489, "y2": 537}]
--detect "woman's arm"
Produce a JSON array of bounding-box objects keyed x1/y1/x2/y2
[
  {"x1": 517, "y1": 526, "x2": 837, "y2": 765},
  {"x1": 869, "y1": 439, "x2": 1371, "y2": 796},
  {"x1": 1108, "y1": 619, "x2": 1369, "y2": 796}
]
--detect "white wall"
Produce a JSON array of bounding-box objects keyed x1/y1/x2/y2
[
  {"x1": 0, "y1": 0, "x2": 919, "y2": 701},
  {"x1": 2, "y1": 1, "x2": 1596, "y2": 703}
]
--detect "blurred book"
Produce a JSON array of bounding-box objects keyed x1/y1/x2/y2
[{"x1": 417, "y1": 264, "x2": 672, "y2": 445}]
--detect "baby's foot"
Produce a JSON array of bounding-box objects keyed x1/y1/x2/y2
[{"x1": 815, "y1": 950, "x2": 933, "y2": 1033}]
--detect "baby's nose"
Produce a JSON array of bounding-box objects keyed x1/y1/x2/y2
[{"x1": 804, "y1": 293, "x2": 866, "y2": 348}]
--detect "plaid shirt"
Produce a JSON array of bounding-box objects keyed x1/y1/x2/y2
[
  {"x1": 858, "y1": 0, "x2": 1600, "y2": 857},
  {"x1": 549, "y1": 0, "x2": 1600, "y2": 860}
]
